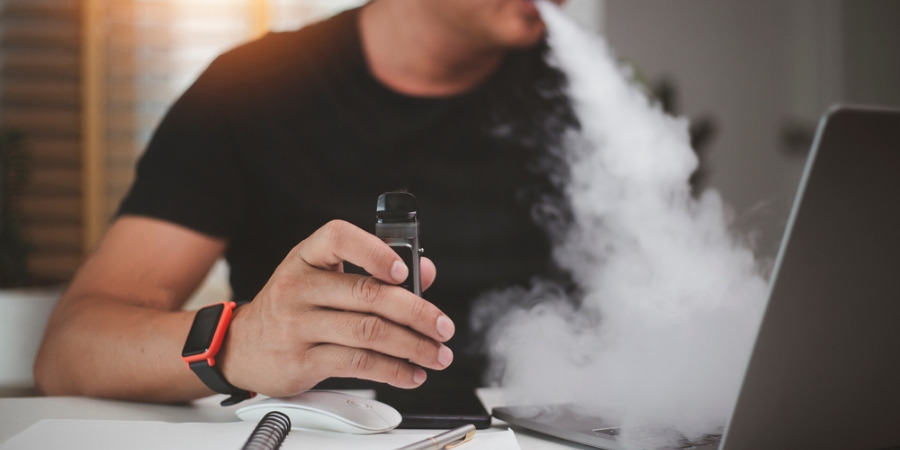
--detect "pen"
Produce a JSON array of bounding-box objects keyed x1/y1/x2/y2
[{"x1": 395, "y1": 424, "x2": 477, "y2": 450}]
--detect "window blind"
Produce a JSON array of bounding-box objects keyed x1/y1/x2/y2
[
  {"x1": 100, "y1": 0, "x2": 256, "y2": 220},
  {"x1": 91, "y1": 0, "x2": 364, "y2": 245},
  {"x1": 2, "y1": 0, "x2": 363, "y2": 283},
  {"x1": 0, "y1": 0, "x2": 83, "y2": 282}
]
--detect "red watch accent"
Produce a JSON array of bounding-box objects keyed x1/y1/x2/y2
[
  {"x1": 181, "y1": 301, "x2": 236, "y2": 367},
  {"x1": 181, "y1": 301, "x2": 254, "y2": 406}
]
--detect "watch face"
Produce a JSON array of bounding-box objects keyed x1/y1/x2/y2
[{"x1": 182, "y1": 303, "x2": 225, "y2": 357}]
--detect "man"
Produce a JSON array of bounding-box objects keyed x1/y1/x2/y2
[{"x1": 35, "y1": 0, "x2": 575, "y2": 403}]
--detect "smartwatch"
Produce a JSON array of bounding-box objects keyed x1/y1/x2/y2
[{"x1": 181, "y1": 301, "x2": 254, "y2": 406}]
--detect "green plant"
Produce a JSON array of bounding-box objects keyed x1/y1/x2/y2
[{"x1": 0, "y1": 128, "x2": 33, "y2": 287}]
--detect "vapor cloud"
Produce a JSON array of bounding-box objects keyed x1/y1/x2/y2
[{"x1": 474, "y1": 2, "x2": 769, "y2": 441}]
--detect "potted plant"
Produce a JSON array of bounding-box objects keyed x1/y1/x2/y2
[
  {"x1": 0, "y1": 128, "x2": 63, "y2": 395},
  {"x1": 1, "y1": 128, "x2": 33, "y2": 287}
]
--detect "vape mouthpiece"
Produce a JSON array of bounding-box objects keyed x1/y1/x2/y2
[{"x1": 376, "y1": 192, "x2": 417, "y2": 223}]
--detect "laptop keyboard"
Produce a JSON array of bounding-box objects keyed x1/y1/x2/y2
[{"x1": 592, "y1": 426, "x2": 721, "y2": 449}]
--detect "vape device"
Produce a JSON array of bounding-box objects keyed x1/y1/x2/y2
[{"x1": 376, "y1": 192, "x2": 421, "y2": 296}]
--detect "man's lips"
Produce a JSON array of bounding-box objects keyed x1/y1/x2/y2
[{"x1": 521, "y1": 0, "x2": 564, "y2": 18}]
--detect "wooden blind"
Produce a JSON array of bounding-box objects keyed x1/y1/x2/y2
[
  {"x1": 96, "y1": 0, "x2": 255, "y2": 232},
  {"x1": 87, "y1": 0, "x2": 363, "y2": 247},
  {"x1": 1, "y1": 0, "x2": 362, "y2": 283},
  {"x1": 0, "y1": 0, "x2": 83, "y2": 282}
]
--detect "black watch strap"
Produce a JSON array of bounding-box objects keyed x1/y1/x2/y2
[
  {"x1": 182, "y1": 301, "x2": 255, "y2": 407},
  {"x1": 189, "y1": 360, "x2": 254, "y2": 406}
]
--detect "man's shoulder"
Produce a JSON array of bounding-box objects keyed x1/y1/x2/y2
[{"x1": 202, "y1": 8, "x2": 360, "y2": 88}]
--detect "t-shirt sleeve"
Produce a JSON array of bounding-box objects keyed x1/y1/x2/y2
[{"x1": 117, "y1": 55, "x2": 247, "y2": 239}]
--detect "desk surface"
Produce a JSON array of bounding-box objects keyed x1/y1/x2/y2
[{"x1": 0, "y1": 388, "x2": 592, "y2": 450}]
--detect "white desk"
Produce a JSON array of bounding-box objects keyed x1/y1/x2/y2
[{"x1": 0, "y1": 389, "x2": 591, "y2": 449}]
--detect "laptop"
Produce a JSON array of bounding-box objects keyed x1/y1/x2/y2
[{"x1": 493, "y1": 105, "x2": 900, "y2": 450}]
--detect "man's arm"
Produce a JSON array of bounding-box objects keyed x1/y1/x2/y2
[
  {"x1": 34, "y1": 216, "x2": 228, "y2": 401},
  {"x1": 34, "y1": 217, "x2": 451, "y2": 402}
]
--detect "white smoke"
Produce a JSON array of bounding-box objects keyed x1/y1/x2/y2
[{"x1": 474, "y1": 2, "x2": 769, "y2": 441}]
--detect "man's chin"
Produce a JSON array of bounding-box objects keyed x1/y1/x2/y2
[{"x1": 505, "y1": 29, "x2": 548, "y2": 50}]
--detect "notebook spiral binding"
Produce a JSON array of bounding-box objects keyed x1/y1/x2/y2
[{"x1": 241, "y1": 411, "x2": 292, "y2": 450}]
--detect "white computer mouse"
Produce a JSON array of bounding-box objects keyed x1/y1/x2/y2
[{"x1": 235, "y1": 390, "x2": 402, "y2": 434}]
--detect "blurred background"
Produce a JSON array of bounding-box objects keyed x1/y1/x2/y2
[{"x1": 1, "y1": 0, "x2": 898, "y2": 288}]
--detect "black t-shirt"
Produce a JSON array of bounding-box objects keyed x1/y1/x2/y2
[{"x1": 119, "y1": 7, "x2": 576, "y2": 385}]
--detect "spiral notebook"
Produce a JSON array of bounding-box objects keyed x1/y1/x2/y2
[
  {"x1": 242, "y1": 412, "x2": 291, "y2": 450},
  {"x1": 0, "y1": 416, "x2": 520, "y2": 450}
]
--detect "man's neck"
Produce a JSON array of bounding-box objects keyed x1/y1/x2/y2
[{"x1": 358, "y1": 1, "x2": 505, "y2": 97}]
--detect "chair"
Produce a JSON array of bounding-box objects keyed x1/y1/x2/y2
[{"x1": 0, "y1": 287, "x2": 62, "y2": 397}]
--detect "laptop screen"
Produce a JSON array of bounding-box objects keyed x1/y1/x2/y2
[{"x1": 721, "y1": 105, "x2": 900, "y2": 449}]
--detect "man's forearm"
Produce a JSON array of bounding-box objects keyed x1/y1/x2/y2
[{"x1": 34, "y1": 296, "x2": 212, "y2": 403}]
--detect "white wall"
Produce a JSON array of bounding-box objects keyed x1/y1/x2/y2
[
  {"x1": 599, "y1": 0, "x2": 900, "y2": 260},
  {"x1": 563, "y1": 0, "x2": 605, "y2": 33},
  {"x1": 842, "y1": 1, "x2": 900, "y2": 107}
]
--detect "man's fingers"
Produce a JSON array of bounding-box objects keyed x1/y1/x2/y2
[
  {"x1": 230, "y1": 220, "x2": 451, "y2": 397},
  {"x1": 297, "y1": 220, "x2": 407, "y2": 284},
  {"x1": 307, "y1": 344, "x2": 429, "y2": 389},
  {"x1": 248, "y1": 219, "x2": 455, "y2": 394},
  {"x1": 294, "y1": 221, "x2": 436, "y2": 292},
  {"x1": 298, "y1": 272, "x2": 454, "y2": 343},
  {"x1": 299, "y1": 310, "x2": 453, "y2": 371}
]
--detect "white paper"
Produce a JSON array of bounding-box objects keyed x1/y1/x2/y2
[{"x1": 0, "y1": 419, "x2": 520, "y2": 450}]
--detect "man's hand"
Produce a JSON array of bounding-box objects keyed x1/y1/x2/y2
[{"x1": 220, "y1": 220, "x2": 454, "y2": 397}]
